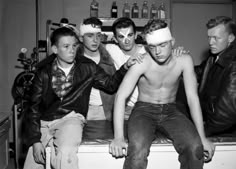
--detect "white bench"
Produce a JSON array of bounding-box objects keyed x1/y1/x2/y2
[
  {"x1": 78, "y1": 139, "x2": 236, "y2": 169},
  {"x1": 46, "y1": 137, "x2": 236, "y2": 169}
]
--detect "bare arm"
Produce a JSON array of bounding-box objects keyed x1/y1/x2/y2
[
  {"x1": 182, "y1": 55, "x2": 215, "y2": 162},
  {"x1": 109, "y1": 58, "x2": 147, "y2": 157}
]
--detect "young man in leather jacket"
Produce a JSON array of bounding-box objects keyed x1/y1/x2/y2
[
  {"x1": 23, "y1": 26, "x2": 135, "y2": 169},
  {"x1": 195, "y1": 16, "x2": 236, "y2": 136}
]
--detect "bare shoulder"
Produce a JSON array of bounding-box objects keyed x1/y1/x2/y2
[
  {"x1": 131, "y1": 52, "x2": 151, "y2": 72},
  {"x1": 177, "y1": 53, "x2": 194, "y2": 67}
]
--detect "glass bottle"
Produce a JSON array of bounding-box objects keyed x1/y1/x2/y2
[
  {"x1": 131, "y1": 2, "x2": 139, "y2": 18},
  {"x1": 123, "y1": 2, "x2": 130, "y2": 18},
  {"x1": 158, "y1": 2, "x2": 166, "y2": 19},
  {"x1": 90, "y1": 0, "x2": 99, "y2": 18},
  {"x1": 141, "y1": 1, "x2": 149, "y2": 19},
  {"x1": 150, "y1": 2, "x2": 157, "y2": 19},
  {"x1": 111, "y1": 1, "x2": 118, "y2": 18}
]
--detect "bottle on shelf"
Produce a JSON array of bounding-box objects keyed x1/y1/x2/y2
[
  {"x1": 150, "y1": 2, "x2": 157, "y2": 19},
  {"x1": 158, "y1": 2, "x2": 166, "y2": 19},
  {"x1": 111, "y1": 1, "x2": 118, "y2": 18},
  {"x1": 90, "y1": 0, "x2": 99, "y2": 18},
  {"x1": 123, "y1": 1, "x2": 130, "y2": 18},
  {"x1": 141, "y1": 1, "x2": 149, "y2": 19},
  {"x1": 131, "y1": 2, "x2": 139, "y2": 19}
]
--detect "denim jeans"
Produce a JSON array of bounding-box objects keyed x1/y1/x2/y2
[
  {"x1": 124, "y1": 101, "x2": 204, "y2": 169},
  {"x1": 23, "y1": 111, "x2": 85, "y2": 169}
]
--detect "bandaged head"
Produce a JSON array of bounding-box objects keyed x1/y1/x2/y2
[
  {"x1": 79, "y1": 23, "x2": 102, "y2": 36},
  {"x1": 145, "y1": 27, "x2": 172, "y2": 44}
]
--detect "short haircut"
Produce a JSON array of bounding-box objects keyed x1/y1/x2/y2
[
  {"x1": 143, "y1": 19, "x2": 168, "y2": 35},
  {"x1": 82, "y1": 17, "x2": 103, "y2": 27},
  {"x1": 206, "y1": 16, "x2": 236, "y2": 35},
  {"x1": 50, "y1": 27, "x2": 78, "y2": 46},
  {"x1": 112, "y1": 17, "x2": 136, "y2": 36}
]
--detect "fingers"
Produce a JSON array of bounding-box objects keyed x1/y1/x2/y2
[
  {"x1": 204, "y1": 151, "x2": 211, "y2": 163},
  {"x1": 127, "y1": 59, "x2": 137, "y2": 68},
  {"x1": 123, "y1": 144, "x2": 128, "y2": 156},
  {"x1": 135, "y1": 54, "x2": 144, "y2": 63},
  {"x1": 204, "y1": 148, "x2": 215, "y2": 163},
  {"x1": 109, "y1": 142, "x2": 128, "y2": 158},
  {"x1": 34, "y1": 151, "x2": 45, "y2": 164}
]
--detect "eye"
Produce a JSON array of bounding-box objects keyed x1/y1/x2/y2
[
  {"x1": 128, "y1": 33, "x2": 134, "y2": 38},
  {"x1": 148, "y1": 45, "x2": 155, "y2": 50},
  {"x1": 160, "y1": 43, "x2": 167, "y2": 47},
  {"x1": 117, "y1": 35, "x2": 124, "y2": 39},
  {"x1": 64, "y1": 45, "x2": 69, "y2": 48},
  {"x1": 97, "y1": 33, "x2": 102, "y2": 38}
]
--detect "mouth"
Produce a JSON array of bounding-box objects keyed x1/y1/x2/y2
[{"x1": 91, "y1": 44, "x2": 98, "y2": 48}]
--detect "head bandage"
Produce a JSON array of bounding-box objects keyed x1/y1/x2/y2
[
  {"x1": 145, "y1": 27, "x2": 172, "y2": 44},
  {"x1": 79, "y1": 24, "x2": 101, "y2": 36}
]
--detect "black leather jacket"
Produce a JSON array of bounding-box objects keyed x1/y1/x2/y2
[
  {"x1": 195, "y1": 40, "x2": 236, "y2": 135},
  {"x1": 26, "y1": 54, "x2": 127, "y2": 146},
  {"x1": 77, "y1": 44, "x2": 116, "y2": 120}
]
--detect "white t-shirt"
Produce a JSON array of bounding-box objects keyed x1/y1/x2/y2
[
  {"x1": 84, "y1": 53, "x2": 103, "y2": 106},
  {"x1": 106, "y1": 44, "x2": 146, "y2": 107}
]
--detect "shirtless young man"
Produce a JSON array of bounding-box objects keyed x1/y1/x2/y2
[
  {"x1": 106, "y1": 17, "x2": 187, "y2": 120},
  {"x1": 109, "y1": 19, "x2": 215, "y2": 169}
]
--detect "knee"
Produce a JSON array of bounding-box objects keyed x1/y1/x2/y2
[
  {"x1": 183, "y1": 142, "x2": 204, "y2": 160},
  {"x1": 128, "y1": 141, "x2": 150, "y2": 159}
]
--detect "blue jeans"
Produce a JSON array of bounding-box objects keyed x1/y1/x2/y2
[{"x1": 124, "y1": 101, "x2": 204, "y2": 169}]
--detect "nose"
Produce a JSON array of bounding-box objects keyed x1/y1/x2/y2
[
  {"x1": 208, "y1": 37, "x2": 215, "y2": 46},
  {"x1": 124, "y1": 38, "x2": 130, "y2": 44},
  {"x1": 70, "y1": 46, "x2": 76, "y2": 53},
  {"x1": 93, "y1": 36, "x2": 98, "y2": 43},
  {"x1": 155, "y1": 46, "x2": 161, "y2": 55}
]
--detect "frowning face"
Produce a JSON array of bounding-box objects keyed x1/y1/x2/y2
[{"x1": 207, "y1": 24, "x2": 231, "y2": 54}]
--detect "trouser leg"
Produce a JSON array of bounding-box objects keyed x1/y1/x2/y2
[
  {"x1": 124, "y1": 103, "x2": 156, "y2": 169},
  {"x1": 50, "y1": 114, "x2": 84, "y2": 169},
  {"x1": 23, "y1": 146, "x2": 45, "y2": 169},
  {"x1": 160, "y1": 104, "x2": 204, "y2": 169}
]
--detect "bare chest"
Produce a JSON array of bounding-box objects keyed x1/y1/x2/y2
[{"x1": 141, "y1": 61, "x2": 182, "y2": 88}]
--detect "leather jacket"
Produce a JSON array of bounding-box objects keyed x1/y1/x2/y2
[
  {"x1": 26, "y1": 53, "x2": 127, "y2": 146},
  {"x1": 77, "y1": 44, "x2": 116, "y2": 120},
  {"x1": 195, "y1": 40, "x2": 236, "y2": 135}
]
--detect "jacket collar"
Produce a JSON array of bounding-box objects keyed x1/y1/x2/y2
[
  {"x1": 216, "y1": 39, "x2": 236, "y2": 67},
  {"x1": 76, "y1": 44, "x2": 114, "y2": 66}
]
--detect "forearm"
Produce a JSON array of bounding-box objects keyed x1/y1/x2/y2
[
  {"x1": 94, "y1": 65, "x2": 127, "y2": 94},
  {"x1": 188, "y1": 97, "x2": 206, "y2": 139},
  {"x1": 113, "y1": 95, "x2": 126, "y2": 139}
]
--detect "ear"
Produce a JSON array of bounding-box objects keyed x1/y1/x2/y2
[
  {"x1": 228, "y1": 33, "x2": 235, "y2": 44},
  {"x1": 171, "y1": 37, "x2": 176, "y2": 46},
  {"x1": 51, "y1": 45, "x2": 58, "y2": 54}
]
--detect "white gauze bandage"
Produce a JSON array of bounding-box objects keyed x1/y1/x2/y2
[
  {"x1": 119, "y1": 29, "x2": 132, "y2": 43},
  {"x1": 79, "y1": 24, "x2": 101, "y2": 36},
  {"x1": 145, "y1": 27, "x2": 172, "y2": 44}
]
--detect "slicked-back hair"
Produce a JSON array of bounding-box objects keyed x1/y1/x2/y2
[
  {"x1": 82, "y1": 17, "x2": 103, "y2": 27},
  {"x1": 143, "y1": 19, "x2": 168, "y2": 35},
  {"x1": 50, "y1": 27, "x2": 78, "y2": 46},
  {"x1": 112, "y1": 17, "x2": 137, "y2": 36},
  {"x1": 206, "y1": 16, "x2": 236, "y2": 35}
]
